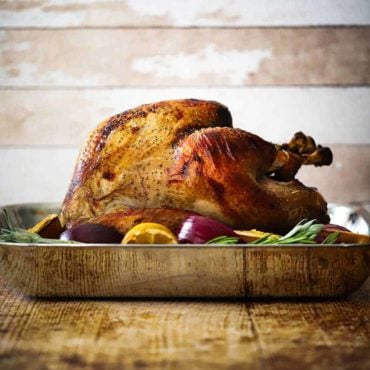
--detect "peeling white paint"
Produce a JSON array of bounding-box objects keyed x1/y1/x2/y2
[
  {"x1": 0, "y1": 63, "x2": 34, "y2": 85},
  {"x1": 1, "y1": 42, "x2": 31, "y2": 52},
  {"x1": 132, "y1": 44, "x2": 272, "y2": 84},
  {"x1": 126, "y1": 0, "x2": 227, "y2": 23},
  {"x1": 335, "y1": 161, "x2": 344, "y2": 170},
  {"x1": 0, "y1": 148, "x2": 78, "y2": 204},
  {"x1": 0, "y1": 0, "x2": 368, "y2": 27},
  {"x1": 0, "y1": 1, "x2": 86, "y2": 27},
  {"x1": 0, "y1": 62, "x2": 102, "y2": 86},
  {"x1": 126, "y1": 0, "x2": 370, "y2": 26},
  {"x1": 0, "y1": 10, "x2": 84, "y2": 28},
  {"x1": 2, "y1": 87, "x2": 368, "y2": 145}
]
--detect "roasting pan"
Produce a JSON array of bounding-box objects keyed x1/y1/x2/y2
[{"x1": 0, "y1": 203, "x2": 369, "y2": 298}]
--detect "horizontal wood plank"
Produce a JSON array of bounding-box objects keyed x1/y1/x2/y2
[
  {"x1": 0, "y1": 28, "x2": 369, "y2": 86},
  {"x1": 0, "y1": 87, "x2": 369, "y2": 146},
  {"x1": 0, "y1": 0, "x2": 369, "y2": 27},
  {"x1": 0, "y1": 145, "x2": 369, "y2": 205},
  {"x1": 297, "y1": 145, "x2": 370, "y2": 205},
  {"x1": 0, "y1": 278, "x2": 369, "y2": 370},
  {"x1": 0, "y1": 147, "x2": 77, "y2": 205}
]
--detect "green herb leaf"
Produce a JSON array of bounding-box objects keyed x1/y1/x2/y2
[
  {"x1": 251, "y1": 219, "x2": 325, "y2": 245},
  {"x1": 206, "y1": 236, "x2": 239, "y2": 244},
  {"x1": 0, "y1": 209, "x2": 74, "y2": 244},
  {"x1": 206, "y1": 219, "x2": 341, "y2": 246},
  {"x1": 249, "y1": 233, "x2": 280, "y2": 245},
  {"x1": 322, "y1": 231, "x2": 340, "y2": 244}
]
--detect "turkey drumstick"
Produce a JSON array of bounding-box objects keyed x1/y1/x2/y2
[{"x1": 269, "y1": 131, "x2": 333, "y2": 182}]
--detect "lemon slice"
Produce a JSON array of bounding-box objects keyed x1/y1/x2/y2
[
  {"x1": 121, "y1": 223, "x2": 178, "y2": 244},
  {"x1": 234, "y1": 229, "x2": 280, "y2": 243}
]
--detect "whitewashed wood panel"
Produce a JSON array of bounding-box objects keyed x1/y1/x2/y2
[
  {"x1": 297, "y1": 145, "x2": 370, "y2": 205},
  {"x1": 0, "y1": 0, "x2": 369, "y2": 27},
  {"x1": 0, "y1": 147, "x2": 78, "y2": 205},
  {"x1": 0, "y1": 145, "x2": 368, "y2": 205},
  {"x1": 1, "y1": 28, "x2": 369, "y2": 87},
  {"x1": 0, "y1": 87, "x2": 369, "y2": 146}
]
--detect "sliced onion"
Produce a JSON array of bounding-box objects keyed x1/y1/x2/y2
[
  {"x1": 315, "y1": 223, "x2": 350, "y2": 244},
  {"x1": 322, "y1": 224, "x2": 350, "y2": 232},
  {"x1": 60, "y1": 223, "x2": 122, "y2": 243},
  {"x1": 177, "y1": 215, "x2": 238, "y2": 244}
]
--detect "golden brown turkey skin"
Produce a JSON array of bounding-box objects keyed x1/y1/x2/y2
[
  {"x1": 60, "y1": 99, "x2": 329, "y2": 234},
  {"x1": 60, "y1": 99, "x2": 232, "y2": 225},
  {"x1": 168, "y1": 127, "x2": 329, "y2": 233},
  {"x1": 84, "y1": 208, "x2": 198, "y2": 235}
]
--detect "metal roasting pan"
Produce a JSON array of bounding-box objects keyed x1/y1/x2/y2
[{"x1": 0, "y1": 203, "x2": 369, "y2": 298}]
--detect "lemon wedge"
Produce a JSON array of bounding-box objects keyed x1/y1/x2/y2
[
  {"x1": 121, "y1": 223, "x2": 178, "y2": 244},
  {"x1": 234, "y1": 229, "x2": 280, "y2": 243}
]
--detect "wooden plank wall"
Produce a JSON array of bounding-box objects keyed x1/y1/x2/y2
[{"x1": 0, "y1": 0, "x2": 369, "y2": 206}]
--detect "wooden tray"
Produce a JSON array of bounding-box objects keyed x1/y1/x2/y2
[{"x1": 0, "y1": 203, "x2": 369, "y2": 298}]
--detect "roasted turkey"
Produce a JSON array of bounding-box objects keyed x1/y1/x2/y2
[{"x1": 60, "y1": 99, "x2": 332, "y2": 234}]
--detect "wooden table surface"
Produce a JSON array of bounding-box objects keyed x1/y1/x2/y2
[{"x1": 0, "y1": 277, "x2": 369, "y2": 370}]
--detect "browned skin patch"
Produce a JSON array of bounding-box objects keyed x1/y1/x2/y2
[
  {"x1": 169, "y1": 127, "x2": 279, "y2": 228},
  {"x1": 86, "y1": 208, "x2": 199, "y2": 235},
  {"x1": 169, "y1": 127, "x2": 329, "y2": 233},
  {"x1": 102, "y1": 171, "x2": 115, "y2": 181},
  {"x1": 61, "y1": 99, "x2": 232, "y2": 218}
]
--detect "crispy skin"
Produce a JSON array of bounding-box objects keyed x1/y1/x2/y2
[
  {"x1": 60, "y1": 99, "x2": 232, "y2": 224},
  {"x1": 61, "y1": 99, "x2": 329, "y2": 234},
  {"x1": 168, "y1": 127, "x2": 329, "y2": 233},
  {"x1": 86, "y1": 208, "x2": 198, "y2": 235}
]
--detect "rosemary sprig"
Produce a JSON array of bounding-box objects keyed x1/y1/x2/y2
[
  {"x1": 251, "y1": 219, "x2": 323, "y2": 245},
  {"x1": 0, "y1": 209, "x2": 73, "y2": 244},
  {"x1": 206, "y1": 235, "x2": 240, "y2": 244},
  {"x1": 322, "y1": 231, "x2": 340, "y2": 244},
  {"x1": 207, "y1": 219, "x2": 340, "y2": 245}
]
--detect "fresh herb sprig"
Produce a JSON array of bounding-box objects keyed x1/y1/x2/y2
[
  {"x1": 251, "y1": 219, "x2": 324, "y2": 245},
  {"x1": 206, "y1": 235, "x2": 240, "y2": 244},
  {"x1": 207, "y1": 219, "x2": 339, "y2": 245},
  {"x1": 0, "y1": 210, "x2": 73, "y2": 244},
  {"x1": 322, "y1": 231, "x2": 340, "y2": 245}
]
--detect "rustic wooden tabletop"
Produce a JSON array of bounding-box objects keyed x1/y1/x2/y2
[{"x1": 0, "y1": 277, "x2": 369, "y2": 370}]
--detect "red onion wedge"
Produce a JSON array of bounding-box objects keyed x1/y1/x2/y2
[
  {"x1": 177, "y1": 215, "x2": 239, "y2": 244},
  {"x1": 315, "y1": 224, "x2": 350, "y2": 244},
  {"x1": 60, "y1": 223, "x2": 122, "y2": 244}
]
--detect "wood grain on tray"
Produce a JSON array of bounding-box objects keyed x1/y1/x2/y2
[{"x1": 0, "y1": 243, "x2": 368, "y2": 298}]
